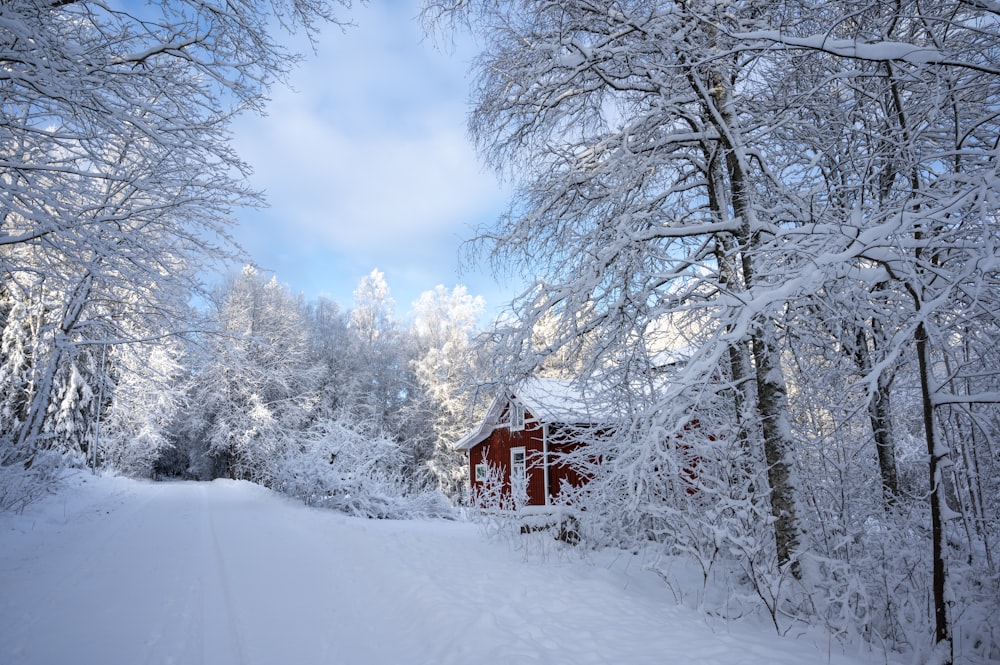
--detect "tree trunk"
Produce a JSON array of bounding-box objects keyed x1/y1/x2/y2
[
  {"x1": 915, "y1": 320, "x2": 952, "y2": 663},
  {"x1": 752, "y1": 321, "x2": 801, "y2": 574},
  {"x1": 15, "y1": 272, "x2": 94, "y2": 465},
  {"x1": 870, "y1": 371, "x2": 899, "y2": 509},
  {"x1": 708, "y1": 61, "x2": 802, "y2": 574},
  {"x1": 853, "y1": 325, "x2": 900, "y2": 509}
]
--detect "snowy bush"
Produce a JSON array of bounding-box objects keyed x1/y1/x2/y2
[
  {"x1": 274, "y1": 419, "x2": 455, "y2": 520},
  {"x1": 466, "y1": 455, "x2": 578, "y2": 560},
  {"x1": 0, "y1": 450, "x2": 79, "y2": 513},
  {"x1": 467, "y1": 456, "x2": 518, "y2": 538}
]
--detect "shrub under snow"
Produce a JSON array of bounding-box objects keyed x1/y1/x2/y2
[{"x1": 273, "y1": 419, "x2": 454, "y2": 520}]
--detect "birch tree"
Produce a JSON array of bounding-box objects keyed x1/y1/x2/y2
[
  {"x1": 347, "y1": 270, "x2": 408, "y2": 430},
  {"x1": 763, "y1": 4, "x2": 1000, "y2": 657}
]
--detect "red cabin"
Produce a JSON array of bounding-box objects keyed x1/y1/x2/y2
[{"x1": 455, "y1": 378, "x2": 609, "y2": 507}]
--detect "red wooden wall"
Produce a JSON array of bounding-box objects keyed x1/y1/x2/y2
[
  {"x1": 465, "y1": 406, "x2": 707, "y2": 507},
  {"x1": 467, "y1": 405, "x2": 589, "y2": 507}
]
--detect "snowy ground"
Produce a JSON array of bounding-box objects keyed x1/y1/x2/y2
[{"x1": 0, "y1": 474, "x2": 883, "y2": 665}]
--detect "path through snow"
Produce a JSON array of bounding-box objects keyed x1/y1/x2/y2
[{"x1": 0, "y1": 476, "x2": 876, "y2": 665}]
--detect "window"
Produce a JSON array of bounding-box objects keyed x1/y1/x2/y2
[
  {"x1": 475, "y1": 463, "x2": 488, "y2": 482},
  {"x1": 510, "y1": 446, "x2": 528, "y2": 504},
  {"x1": 510, "y1": 447, "x2": 526, "y2": 481},
  {"x1": 509, "y1": 402, "x2": 525, "y2": 431}
]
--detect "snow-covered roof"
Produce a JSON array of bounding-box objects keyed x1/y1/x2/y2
[
  {"x1": 649, "y1": 345, "x2": 695, "y2": 369},
  {"x1": 514, "y1": 377, "x2": 604, "y2": 423},
  {"x1": 454, "y1": 396, "x2": 503, "y2": 451},
  {"x1": 454, "y1": 377, "x2": 611, "y2": 450}
]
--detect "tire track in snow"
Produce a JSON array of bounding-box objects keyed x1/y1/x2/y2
[
  {"x1": 0, "y1": 480, "x2": 212, "y2": 665},
  {"x1": 134, "y1": 485, "x2": 207, "y2": 665},
  {"x1": 200, "y1": 484, "x2": 248, "y2": 665}
]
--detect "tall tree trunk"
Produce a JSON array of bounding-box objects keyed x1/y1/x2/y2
[
  {"x1": 870, "y1": 374, "x2": 899, "y2": 508},
  {"x1": 751, "y1": 321, "x2": 801, "y2": 573},
  {"x1": 884, "y1": 52, "x2": 951, "y2": 657},
  {"x1": 724, "y1": 131, "x2": 800, "y2": 573},
  {"x1": 15, "y1": 272, "x2": 93, "y2": 466},
  {"x1": 703, "y1": 55, "x2": 802, "y2": 573},
  {"x1": 853, "y1": 325, "x2": 900, "y2": 509},
  {"x1": 916, "y1": 322, "x2": 952, "y2": 662}
]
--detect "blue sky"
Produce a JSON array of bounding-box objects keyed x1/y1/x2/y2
[{"x1": 230, "y1": 0, "x2": 516, "y2": 319}]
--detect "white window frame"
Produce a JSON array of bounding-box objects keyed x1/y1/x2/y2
[
  {"x1": 509, "y1": 446, "x2": 528, "y2": 506},
  {"x1": 510, "y1": 446, "x2": 526, "y2": 481},
  {"x1": 509, "y1": 402, "x2": 525, "y2": 432},
  {"x1": 474, "y1": 463, "x2": 488, "y2": 482}
]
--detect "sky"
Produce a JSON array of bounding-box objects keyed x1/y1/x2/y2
[{"x1": 230, "y1": 0, "x2": 517, "y2": 319}]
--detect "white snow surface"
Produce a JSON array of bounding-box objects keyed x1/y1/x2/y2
[
  {"x1": 0, "y1": 474, "x2": 877, "y2": 665},
  {"x1": 514, "y1": 377, "x2": 607, "y2": 423}
]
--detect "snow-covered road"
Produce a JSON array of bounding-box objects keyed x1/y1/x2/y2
[{"x1": 0, "y1": 476, "x2": 874, "y2": 665}]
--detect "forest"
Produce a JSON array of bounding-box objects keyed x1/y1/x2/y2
[{"x1": 2, "y1": 0, "x2": 999, "y2": 664}]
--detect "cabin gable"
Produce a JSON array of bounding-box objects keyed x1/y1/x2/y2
[
  {"x1": 458, "y1": 381, "x2": 600, "y2": 507},
  {"x1": 467, "y1": 407, "x2": 549, "y2": 506}
]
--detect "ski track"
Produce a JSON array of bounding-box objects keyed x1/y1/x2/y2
[{"x1": 0, "y1": 476, "x2": 879, "y2": 665}]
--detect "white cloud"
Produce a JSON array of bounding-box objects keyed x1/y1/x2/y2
[
  {"x1": 243, "y1": 109, "x2": 497, "y2": 250},
  {"x1": 228, "y1": 0, "x2": 514, "y2": 311}
]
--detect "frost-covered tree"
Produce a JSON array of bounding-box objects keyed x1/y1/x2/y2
[
  {"x1": 99, "y1": 339, "x2": 186, "y2": 478},
  {"x1": 427, "y1": 0, "x2": 808, "y2": 572},
  {"x1": 0, "y1": 0, "x2": 345, "y2": 466},
  {"x1": 760, "y1": 6, "x2": 1000, "y2": 656},
  {"x1": 182, "y1": 267, "x2": 317, "y2": 481},
  {"x1": 347, "y1": 270, "x2": 408, "y2": 429},
  {"x1": 0, "y1": 283, "x2": 43, "y2": 454},
  {"x1": 411, "y1": 285, "x2": 486, "y2": 499},
  {"x1": 167, "y1": 269, "x2": 459, "y2": 517},
  {"x1": 304, "y1": 296, "x2": 353, "y2": 419},
  {"x1": 339, "y1": 270, "x2": 439, "y2": 484}
]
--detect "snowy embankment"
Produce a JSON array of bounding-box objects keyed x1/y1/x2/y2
[{"x1": 1, "y1": 475, "x2": 879, "y2": 665}]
